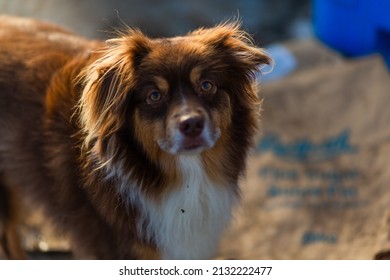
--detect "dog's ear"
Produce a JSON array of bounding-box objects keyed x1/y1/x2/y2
[
  {"x1": 78, "y1": 29, "x2": 152, "y2": 153},
  {"x1": 191, "y1": 22, "x2": 271, "y2": 76}
]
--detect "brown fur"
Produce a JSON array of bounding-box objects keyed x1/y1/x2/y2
[
  {"x1": 0, "y1": 184, "x2": 26, "y2": 259},
  {"x1": 0, "y1": 15, "x2": 270, "y2": 259}
]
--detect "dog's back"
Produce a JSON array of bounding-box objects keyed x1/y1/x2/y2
[
  {"x1": 0, "y1": 15, "x2": 89, "y2": 158},
  {"x1": 0, "y1": 15, "x2": 102, "y2": 259}
]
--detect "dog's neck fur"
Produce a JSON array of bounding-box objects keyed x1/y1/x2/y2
[{"x1": 121, "y1": 155, "x2": 236, "y2": 259}]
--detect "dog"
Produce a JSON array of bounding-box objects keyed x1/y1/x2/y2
[{"x1": 0, "y1": 15, "x2": 270, "y2": 259}]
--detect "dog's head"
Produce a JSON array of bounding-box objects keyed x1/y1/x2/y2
[{"x1": 79, "y1": 22, "x2": 270, "y2": 174}]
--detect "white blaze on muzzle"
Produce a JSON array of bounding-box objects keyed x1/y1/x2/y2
[{"x1": 158, "y1": 102, "x2": 220, "y2": 155}]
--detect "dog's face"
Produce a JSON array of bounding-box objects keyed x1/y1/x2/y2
[
  {"x1": 132, "y1": 40, "x2": 234, "y2": 156},
  {"x1": 135, "y1": 71, "x2": 223, "y2": 155},
  {"x1": 79, "y1": 23, "x2": 270, "y2": 166}
]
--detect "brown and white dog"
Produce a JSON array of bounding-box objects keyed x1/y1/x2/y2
[{"x1": 0, "y1": 15, "x2": 270, "y2": 259}]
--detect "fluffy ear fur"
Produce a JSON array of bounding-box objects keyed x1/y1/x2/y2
[
  {"x1": 190, "y1": 22, "x2": 271, "y2": 105},
  {"x1": 78, "y1": 29, "x2": 152, "y2": 156},
  {"x1": 190, "y1": 22, "x2": 272, "y2": 75}
]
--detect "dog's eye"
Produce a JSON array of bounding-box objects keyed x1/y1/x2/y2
[
  {"x1": 200, "y1": 81, "x2": 215, "y2": 93},
  {"x1": 147, "y1": 90, "x2": 162, "y2": 103}
]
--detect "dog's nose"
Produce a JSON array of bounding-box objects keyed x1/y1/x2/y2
[{"x1": 179, "y1": 114, "x2": 205, "y2": 138}]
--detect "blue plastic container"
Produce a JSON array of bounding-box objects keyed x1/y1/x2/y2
[{"x1": 313, "y1": 0, "x2": 390, "y2": 68}]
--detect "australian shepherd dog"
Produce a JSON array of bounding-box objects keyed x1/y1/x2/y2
[{"x1": 0, "y1": 15, "x2": 270, "y2": 259}]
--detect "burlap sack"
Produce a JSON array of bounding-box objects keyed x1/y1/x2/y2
[{"x1": 219, "y1": 41, "x2": 390, "y2": 260}]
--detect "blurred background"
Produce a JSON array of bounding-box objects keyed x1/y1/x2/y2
[
  {"x1": 0, "y1": 0, "x2": 312, "y2": 43},
  {"x1": 0, "y1": 0, "x2": 389, "y2": 260}
]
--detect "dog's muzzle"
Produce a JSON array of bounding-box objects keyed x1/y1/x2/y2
[
  {"x1": 179, "y1": 112, "x2": 205, "y2": 138},
  {"x1": 158, "y1": 105, "x2": 219, "y2": 155}
]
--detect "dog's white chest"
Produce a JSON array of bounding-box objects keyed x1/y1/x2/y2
[{"x1": 140, "y1": 157, "x2": 236, "y2": 259}]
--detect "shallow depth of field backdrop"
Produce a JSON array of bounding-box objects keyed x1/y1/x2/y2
[{"x1": 0, "y1": 0, "x2": 389, "y2": 260}]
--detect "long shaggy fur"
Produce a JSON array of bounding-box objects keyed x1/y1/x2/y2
[{"x1": 0, "y1": 15, "x2": 270, "y2": 259}]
